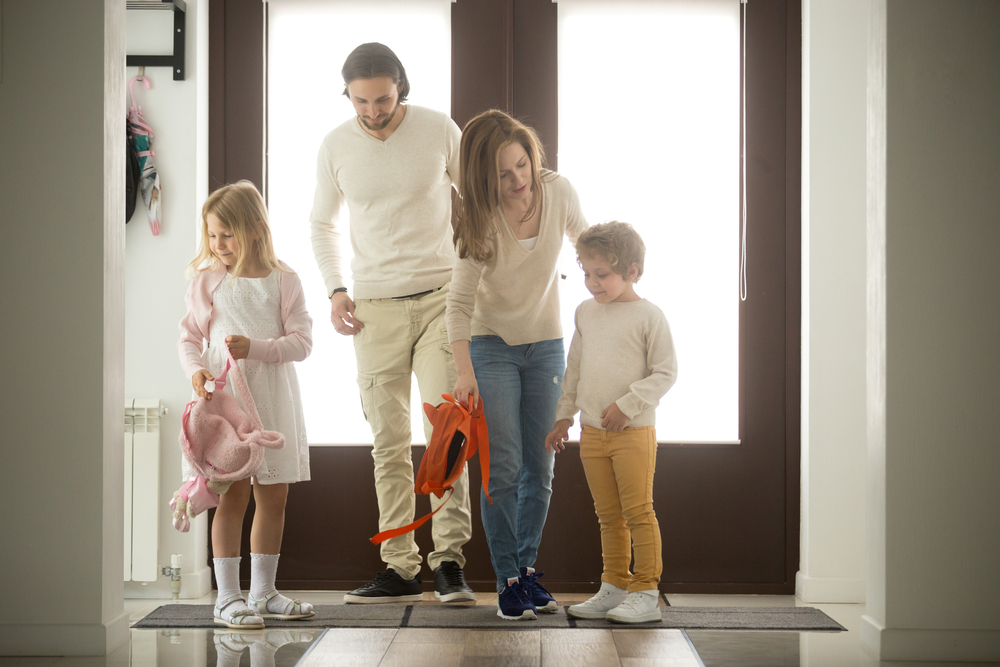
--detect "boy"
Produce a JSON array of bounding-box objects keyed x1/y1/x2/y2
[{"x1": 545, "y1": 221, "x2": 678, "y2": 623}]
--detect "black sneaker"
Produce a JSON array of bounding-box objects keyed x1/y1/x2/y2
[
  {"x1": 434, "y1": 561, "x2": 475, "y2": 602},
  {"x1": 343, "y1": 569, "x2": 422, "y2": 604},
  {"x1": 520, "y1": 567, "x2": 558, "y2": 612}
]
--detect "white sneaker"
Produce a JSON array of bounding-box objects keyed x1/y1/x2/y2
[
  {"x1": 606, "y1": 590, "x2": 662, "y2": 624},
  {"x1": 567, "y1": 582, "x2": 628, "y2": 619}
]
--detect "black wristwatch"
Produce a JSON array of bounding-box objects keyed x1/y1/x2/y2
[{"x1": 329, "y1": 287, "x2": 348, "y2": 300}]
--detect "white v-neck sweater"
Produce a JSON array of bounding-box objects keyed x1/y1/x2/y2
[
  {"x1": 309, "y1": 105, "x2": 462, "y2": 300},
  {"x1": 555, "y1": 298, "x2": 678, "y2": 429},
  {"x1": 446, "y1": 173, "x2": 588, "y2": 346}
]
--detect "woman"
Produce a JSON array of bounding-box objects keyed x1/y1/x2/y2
[{"x1": 446, "y1": 110, "x2": 588, "y2": 620}]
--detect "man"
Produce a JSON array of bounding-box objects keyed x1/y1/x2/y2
[{"x1": 310, "y1": 42, "x2": 474, "y2": 603}]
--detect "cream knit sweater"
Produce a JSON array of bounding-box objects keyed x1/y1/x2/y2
[
  {"x1": 446, "y1": 173, "x2": 588, "y2": 346},
  {"x1": 309, "y1": 105, "x2": 461, "y2": 300},
  {"x1": 555, "y1": 298, "x2": 678, "y2": 429}
]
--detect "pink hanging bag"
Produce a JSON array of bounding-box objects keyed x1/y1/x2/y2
[{"x1": 170, "y1": 352, "x2": 285, "y2": 532}]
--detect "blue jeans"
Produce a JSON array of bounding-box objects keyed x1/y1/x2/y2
[{"x1": 471, "y1": 335, "x2": 565, "y2": 592}]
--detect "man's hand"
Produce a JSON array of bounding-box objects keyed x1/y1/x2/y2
[
  {"x1": 545, "y1": 419, "x2": 572, "y2": 453},
  {"x1": 330, "y1": 291, "x2": 364, "y2": 336},
  {"x1": 600, "y1": 403, "x2": 631, "y2": 431},
  {"x1": 226, "y1": 335, "x2": 251, "y2": 360},
  {"x1": 192, "y1": 369, "x2": 215, "y2": 400}
]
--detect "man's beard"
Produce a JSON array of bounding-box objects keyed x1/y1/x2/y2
[{"x1": 360, "y1": 102, "x2": 400, "y2": 131}]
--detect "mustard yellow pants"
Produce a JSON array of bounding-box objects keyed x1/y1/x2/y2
[{"x1": 579, "y1": 425, "x2": 662, "y2": 591}]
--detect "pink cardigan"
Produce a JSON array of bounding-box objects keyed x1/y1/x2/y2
[{"x1": 177, "y1": 262, "x2": 313, "y2": 381}]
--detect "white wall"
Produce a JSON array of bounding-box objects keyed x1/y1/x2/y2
[
  {"x1": 123, "y1": 0, "x2": 212, "y2": 600},
  {"x1": 798, "y1": 0, "x2": 869, "y2": 604},
  {"x1": 863, "y1": 0, "x2": 1000, "y2": 661},
  {"x1": 0, "y1": 0, "x2": 128, "y2": 656}
]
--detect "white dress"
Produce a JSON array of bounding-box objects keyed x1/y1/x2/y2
[{"x1": 198, "y1": 271, "x2": 310, "y2": 484}]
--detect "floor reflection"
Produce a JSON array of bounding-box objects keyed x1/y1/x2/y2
[{"x1": 130, "y1": 628, "x2": 320, "y2": 667}]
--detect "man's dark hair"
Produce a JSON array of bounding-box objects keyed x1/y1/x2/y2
[{"x1": 341, "y1": 43, "x2": 410, "y2": 102}]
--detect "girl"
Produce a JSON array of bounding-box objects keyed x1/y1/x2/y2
[
  {"x1": 178, "y1": 181, "x2": 314, "y2": 629},
  {"x1": 446, "y1": 110, "x2": 588, "y2": 620}
]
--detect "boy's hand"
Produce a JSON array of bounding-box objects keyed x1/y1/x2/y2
[
  {"x1": 192, "y1": 369, "x2": 215, "y2": 400},
  {"x1": 600, "y1": 403, "x2": 631, "y2": 431},
  {"x1": 226, "y1": 335, "x2": 250, "y2": 360},
  {"x1": 545, "y1": 420, "x2": 572, "y2": 453}
]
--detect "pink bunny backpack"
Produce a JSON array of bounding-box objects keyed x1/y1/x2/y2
[{"x1": 179, "y1": 353, "x2": 285, "y2": 484}]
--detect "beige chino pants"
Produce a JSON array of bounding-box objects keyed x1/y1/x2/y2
[{"x1": 353, "y1": 284, "x2": 472, "y2": 579}]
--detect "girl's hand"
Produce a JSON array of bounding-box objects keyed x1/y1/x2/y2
[
  {"x1": 600, "y1": 403, "x2": 631, "y2": 431},
  {"x1": 226, "y1": 335, "x2": 250, "y2": 360},
  {"x1": 453, "y1": 369, "x2": 480, "y2": 410},
  {"x1": 331, "y1": 292, "x2": 364, "y2": 336},
  {"x1": 545, "y1": 420, "x2": 572, "y2": 454},
  {"x1": 192, "y1": 369, "x2": 215, "y2": 400}
]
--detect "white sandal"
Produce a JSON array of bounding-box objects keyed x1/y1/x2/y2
[
  {"x1": 214, "y1": 594, "x2": 265, "y2": 629},
  {"x1": 249, "y1": 590, "x2": 315, "y2": 620}
]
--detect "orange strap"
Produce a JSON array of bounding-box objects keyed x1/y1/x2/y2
[{"x1": 369, "y1": 487, "x2": 454, "y2": 545}]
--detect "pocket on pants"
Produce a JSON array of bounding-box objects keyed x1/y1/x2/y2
[
  {"x1": 357, "y1": 373, "x2": 375, "y2": 423},
  {"x1": 357, "y1": 372, "x2": 405, "y2": 432}
]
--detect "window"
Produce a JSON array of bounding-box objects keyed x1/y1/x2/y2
[
  {"x1": 558, "y1": 0, "x2": 741, "y2": 442},
  {"x1": 267, "y1": 0, "x2": 452, "y2": 444}
]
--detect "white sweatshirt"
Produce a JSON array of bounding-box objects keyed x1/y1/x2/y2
[
  {"x1": 309, "y1": 105, "x2": 461, "y2": 300},
  {"x1": 555, "y1": 298, "x2": 678, "y2": 429}
]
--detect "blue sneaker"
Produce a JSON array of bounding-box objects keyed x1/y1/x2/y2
[
  {"x1": 520, "y1": 567, "x2": 558, "y2": 613},
  {"x1": 497, "y1": 579, "x2": 536, "y2": 620}
]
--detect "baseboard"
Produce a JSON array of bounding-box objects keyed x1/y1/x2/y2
[
  {"x1": 0, "y1": 611, "x2": 129, "y2": 657},
  {"x1": 181, "y1": 563, "x2": 213, "y2": 599},
  {"x1": 861, "y1": 615, "x2": 1000, "y2": 661},
  {"x1": 795, "y1": 571, "x2": 866, "y2": 603}
]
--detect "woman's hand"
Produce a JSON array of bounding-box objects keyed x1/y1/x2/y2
[
  {"x1": 453, "y1": 369, "x2": 480, "y2": 410},
  {"x1": 600, "y1": 403, "x2": 631, "y2": 431},
  {"x1": 191, "y1": 369, "x2": 215, "y2": 400},
  {"x1": 330, "y1": 292, "x2": 364, "y2": 336},
  {"x1": 226, "y1": 335, "x2": 251, "y2": 360},
  {"x1": 545, "y1": 420, "x2": 572, "y2": 454}
]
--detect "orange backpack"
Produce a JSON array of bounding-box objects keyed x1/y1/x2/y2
[{"x1": 370, "y1": 395, "x2": 491, "y2": 544}]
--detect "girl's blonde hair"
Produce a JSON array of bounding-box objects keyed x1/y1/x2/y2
[
  {"x1": 187, "y1": 180, "x2": 285, "y2": 277},
  {"x1": 454, "y1": 109, "x2": 553, "y2": 263},
  {"x1": 576, "y1": 221, "x2": 646, "y2": 282}
]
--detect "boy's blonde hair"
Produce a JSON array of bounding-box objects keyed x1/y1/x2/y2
[
  {"x1": 575, "y1": 221, "x2": 646, "y2": 282},
  {"x1": 187, "y1": 180, "x2": 286, "y2": 277},
  {"x1": 454, "y1": 109, "x2": 553, "y2": 263}
]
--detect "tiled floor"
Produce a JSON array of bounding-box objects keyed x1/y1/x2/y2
[{"x1": 2, "y1": 592, "x2": 995, "y2": 666}]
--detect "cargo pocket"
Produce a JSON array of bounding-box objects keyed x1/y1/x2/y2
[
  {"x1": 357, "y1": 373, "x2": 375, "y2": 424},
  {"x1": 357, "y1": 372, "x2": 406, "y2": 434}
]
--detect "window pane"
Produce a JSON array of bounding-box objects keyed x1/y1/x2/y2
[
  {"x1": 268, "y1": 0, "x2": 451, "y2": 444},
  {"x1": 558, "y1": 0, "x2": 740, "y2": 442}
]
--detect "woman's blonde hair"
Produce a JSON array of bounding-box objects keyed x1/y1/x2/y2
[
  {"x1": 187, "y1": 180, "x2": 285, "y2": 277},
  {"x1": 454, "y1": 109, "x2": 552, "y2": 263},
  {"x1": 576, "y1": 221, "x2": 646, "y2": 282}
]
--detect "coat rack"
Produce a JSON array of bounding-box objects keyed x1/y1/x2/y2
[{"x1": 126, "y1": 0, "x2": 187, "y2": 81}]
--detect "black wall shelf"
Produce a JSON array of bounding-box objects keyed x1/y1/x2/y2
[{"x1": 126, "y1": 0, "x2": 187, "y2": 81}]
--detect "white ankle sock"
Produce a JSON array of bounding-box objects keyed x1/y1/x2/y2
[
  {"x1": 250, "y1": 553, "x2": 280, "y2": 600},
  {"x1": 214, "y1": 557, "x2": 242, "y2": 605}
]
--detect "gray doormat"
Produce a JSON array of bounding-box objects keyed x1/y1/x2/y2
[{"x1": 132, "y1": 604, "x2": 846, "y2": 631}]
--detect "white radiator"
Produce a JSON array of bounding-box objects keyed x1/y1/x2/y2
[{"x1": 124, "y1": 399, "x2": 164, "y2": 582}]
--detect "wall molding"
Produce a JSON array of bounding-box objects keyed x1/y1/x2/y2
[
  {"x1": 795, "y1": 571, "x2": 866, "y2": 603},
  {"x1": 861, "y1": 615, "x2": 1000, "y2": 662},
  {"x1": 0, "y1": 612, "x2": 129, "y2": 657}
]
